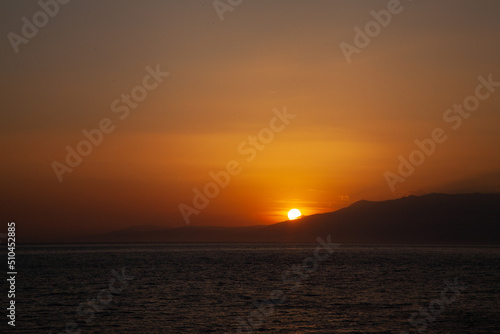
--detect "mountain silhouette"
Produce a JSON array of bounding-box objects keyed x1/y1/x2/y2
[{"x1": 70, "y1": 193, "x2": 500, "y2": 244}]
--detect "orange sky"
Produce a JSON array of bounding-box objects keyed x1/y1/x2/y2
[{"x1": 1, "y1": 0, "x2": 500, "y2": 241}]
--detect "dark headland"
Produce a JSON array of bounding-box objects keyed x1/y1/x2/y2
[{"x1": 70, "y1": 193, "x2": 500, "y2": 245}]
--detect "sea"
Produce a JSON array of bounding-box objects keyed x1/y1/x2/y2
[{"x1": 4, "y1": 243, "x2": 500, "y2": 333}]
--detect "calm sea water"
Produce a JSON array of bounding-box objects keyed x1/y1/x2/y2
[{"x1": 4, "y1": 244, "x2": 500, "y2": 333}]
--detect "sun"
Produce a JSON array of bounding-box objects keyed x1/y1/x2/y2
[{"x1": 288, "y1": 208, "x2": 302, "y2": 220}]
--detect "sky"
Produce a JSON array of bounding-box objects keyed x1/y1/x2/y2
[{"x1": 1, "y1": 0, "x2": 500, "y2": 242}]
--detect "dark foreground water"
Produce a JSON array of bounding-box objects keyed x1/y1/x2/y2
[{"x1": 2, "y1": 243, "x2": 500, "y2": 333}]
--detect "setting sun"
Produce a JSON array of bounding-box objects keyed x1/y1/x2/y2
[{"x1": 288, "y1": 209, "x2": 302, "y2": 220}]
